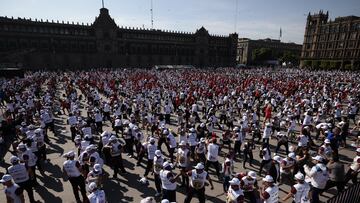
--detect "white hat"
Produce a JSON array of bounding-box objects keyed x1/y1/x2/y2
[
  {"x1": 101, "y1": 131, "x2": 109, "y2": 137},
  {"x1": 75, "y1": 135, "x2": 82, "y2": 141},
  {"x1": 248, "y1": 171, "x2": 256, "y2": 179},
  {"x1": 85, "y1": 146, "x2": 93, "y2": 152},
  {"x1": 34, "y1": 128, "x2": 42, "y2": 134},
  {"x1": 189, "y1": 128, "x2": 195, "y2": 132},
  {"x1": 312, "y1": 155, "x2": 324, "y2": 162},
  {"x1": 140, "y1": 197, "x2": 155, "y2": 203},
  {"x1": 155, "y1": 150, "x2": 162, "y2": 157},
  {"x1": 163, "y1": 129, "x2": 169, "y2": 134},
  {"x1": 324, "y1": 139, "x2": 331, "y2": 144},
  {"x1": 162, "y1": 161, "x2": 171, "y2": 169},
  {"x1": 161, "y1": 200, "x2": 170, "y2": 203},
  {"x1": 0, "y1": 174, "x2": 12, "y2": 183},
  {"x1": 66, "y1": 151, "x2": 75, "y2": 157},
  {"x1": 179, "y1": 140, "x2": 186, "y2": 146},
  {"x1": 93, "y1": 164, "x2": 102, "y2": 172},
  {"x1": 273, "y1": 155, "x2": 282, "y2": 163},
  {"x1": 149, "y1": 138, "x2": 155, "y2": 143},
  {"x1": 84, "y1": 134, "x2": 92, "y2": 140},
  {"x1": 200, "y1": 123, "x2": 205, "y2": 128},
  {"x1": 229, "y1": 177, "x2": 240, "y2": 185},
  {"x1": 265, "y1": 123, "x2": 271, "y2": 126},
  {"x1": 294, "y1": 172, "x2": 305, "y2": 180},
  {"x1": 109, "y1": 135, "x2": 117, "y2": 142},
  {"x1": 262, "y1": 175, "x2": 274, "y2": 182},
  {"x1": 200, "y1": 138, "x2": 206, "y2": 143},
  {"x1": 17, "y1": 143, "x2": 26, "y2": 150},
  {"x1": 88, "y1": 182, "x2": 97, "y2": 191},
  {"x1": 9, "y1": 156, "x2": 19, "y2": 164},
  {"x1": 288, "y1": 152, "x2": 296, "y2": 159},
  {"x1": 194, "y1": 163, "x2": 204, "y2": 170},
  {"x1": 233, "y1": 127, "x2": 239, "y2": 131},
  {"x1": 21, "y1": 122, "x2": 26, "y2": 126},
  {"x1": 356, "y1": 148, "x2": 360, "y2": 153}
]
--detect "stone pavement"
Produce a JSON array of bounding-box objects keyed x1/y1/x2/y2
[{"x1": 0, "y1": 87, "x2": 357, "y2": 203}]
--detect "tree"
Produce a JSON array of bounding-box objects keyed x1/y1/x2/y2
[
  {"x1": 320, "y1": 60, "x2": 330, "y2": 69},
  {"x1": 312, "y1": 60, "x2": 320, "y2": 69},
  {"x1": 252, "y1": 48, "x2": 273, "y2": 64},
  {"x1": 281, "y1": 51, "x2": 300, "y2": 65}
]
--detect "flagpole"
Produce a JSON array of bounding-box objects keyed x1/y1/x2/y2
[{"x1": 102, "y1": 0, "x2": 105, "y2": 8}]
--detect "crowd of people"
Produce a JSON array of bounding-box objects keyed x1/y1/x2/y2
[{"x1": 0, "y1": 67, "x2": 360, "y2": 203}]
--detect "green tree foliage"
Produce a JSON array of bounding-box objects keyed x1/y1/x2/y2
[{"x1": 252, "y1": 48, "x2": 273, "y2": 63}]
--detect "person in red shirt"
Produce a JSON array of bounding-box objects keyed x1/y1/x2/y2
[{"x1": 264, "y1": 104, "x2": 272, "y2": 124}]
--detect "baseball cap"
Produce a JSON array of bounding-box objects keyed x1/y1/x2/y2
[
  {"x1": 324, "y1": 139, "x2": 331, "y2": 144},
  {"x1": 229, "y1": 177, "x2": 240, "y2": 185},
  {"x1": 93, "y1": 164, "x2": 102, "y2": 172},
  {"x1": 312, "y1": 155, "x2": 324, "y2": 162},
  {"x1": 356, "y1": 148, "x2": 360, "y2": 153},
  {"x1": 262, "y1": 175, "x2": 274, "y2": 182},
  {"x1": 88, "y1": 182, "x2": 97, "y2": 191},
  {"x1": 179, "y1": 140, "x2": 186, "y2": 146},
  {"x1": 288, "y1": 152, "x2": 296, "y2": 159},
  {"x1": 248, "y1": 171, "x2": 256, "y2": 179},
  {"x1": 9, "y1": 156, "x2": 19, "y2": 164},
  {"x1": 109, "y1": 135, "x2": 117, "y2": 142},
  {"x1": 294, "y1": 172, "x2": 305, "y2": 180},
  {"x1": 194, "y1": 163, "x2": 204, "y2": 170},
  {"x1": 155, "y1": 150, "x2": 162, "y2": 157},
  {"x1": 0, "y1": 174, "x2": 12, "y2": 183}
]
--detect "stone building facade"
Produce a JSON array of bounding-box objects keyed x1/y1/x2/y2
[
  {"x1": 300, "y1": 11, "x2": 360, "y2": 69},
  {"x1": 237, "y1": 38, "x2": 302, "y2": 65},
  {"x1": 0, "y1": 8, "x2": 238, "y2": 69}
]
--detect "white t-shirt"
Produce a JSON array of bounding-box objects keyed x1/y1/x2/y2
[{"x1": 207, "y1": 143, "x2": 219, "y2": 162}]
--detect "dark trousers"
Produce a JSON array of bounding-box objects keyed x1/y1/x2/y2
[
  {"x1": 18, "y1": 180, "x2": 36, "y2": 203},
  {"x1": 234, "y1": 140, "x2": 242, "y2": 157},
  {"x1": 344, "y1": 168, "x2": 358, "y2": 184},
  {"x1": 157, "y1": 137, "x2": 170, "y2": 153},
  {"x1": 205, "y1": 160, "x2": 220, "y2": 177},
  {"x1": 275, "y1": 140, "x2": 289, "y2": 154},
  {"x1": 223, "y1": 175, "x2": 231, "y2": 192},
  {"x1": 144, "y1": 159, "x2": 153, "y2": 177},
  {"x1": 70, "y1": 126, "x2": 76, "y2": 142},
  {"x1": 324, "y1": 180, "x2": 344, "y2": 193},
  {"x1": 262, "y1": 138, "x2": 269, "y2": 147},
  {"x1": 69, "y1": 176, "x2": 88, "y2": 202},
  {"x1": 168, "y1": 147, "x2": 175, "y2": 163},
  {"x1": 165, "y1": 114, "x2": 171, "y2": 124},
  {"x1": 125, "y1": 138, "x2": 134, "y2": 156},
  {"x1": 184, "y1": 187, "x2": 205, "y2": 203},
  {"x1": 112, "y1": 155, "x2": 126, "y2": 176},
  {"x1": 311, "y1": 187, "x2": 322, "y2": 203},
  {"x1": 162, "y1": 189, "x2": 176, "y2": 202},
  {"x1": 244, "y1": 191, "x2": 257, "y2": 203},
  {"x1": 96, "y1": 122, "x2": 103, "y2": 133},
  {"x1": 243, "y1": 150, "x2": 253, "y2": 168},
  {"x1": 179, "y1": 166, "x2": 189, "y2": 188},
  {"x1": 259, "y1": 159, "x2": 271, "y2": 176},
  {"x1": 154, "y1": 173, "x2": 162, "y2": 193}
]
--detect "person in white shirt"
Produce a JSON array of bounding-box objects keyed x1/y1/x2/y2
[
  {"x1": 221, "y1": 156, "x2": 234, "y2": 193},
  {"x1": 226, "y1": 177, "x2": 244, "y2": 203},
  {"x1": 160, "y1": 161, "x2": 180, "y2": 202},
  {"x1": 262, "y1": 123, "x2": 272, "y2": 146},
  {"x1": 153, "y1": 150, "x2": 164, "y2": 197},
  {"x1": 104, "y1": 136, "x2": 126, "y2": 178},
  {"x1": 62, "y1": 151, "x2": 89, "y2": 203},
  {"x1": 165, "y1": 130, "x2": 177, "y2": 163},
  {"x1": 260, "y1": 175, "x2": 279, "y2": 203},
  {"x1": 282, "y1": 172, "x2": 310, "y2": 203},
  {"x1": 87, "y1": 182, "x2": 106, "y2": 203},
  {"x1": 177, "y1": 141, "x2": 190, "y2": 188},
  {"x1": 184, "y1": 163, "x2": 214, "y2": 203},
  {"x1": 259, "y1": 147, "x2": 272, "y2": 177},
  {"x1": 205, "y1": 138, "x2": 221, "y2": 179},
  {"x1": 144, "y1": 138, "x2": 157, "y2": 178},
  {"x1": 0, "y1": 174, "x2": 25, "y2": 203},
  {"x1": 344, "y1": 147, "x2": 360, "y2": 184},
  {"x1": 304, "y1": 156, "x2": 329, "y2": 203}
]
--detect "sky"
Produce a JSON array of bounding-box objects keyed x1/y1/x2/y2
[{"x1": 0, "y1": 0, "x2": 359, "y2": 44}]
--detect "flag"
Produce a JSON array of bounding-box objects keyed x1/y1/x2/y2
[{"x1": 280, "y1": 28, "x2": 282, "y2": 38}]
